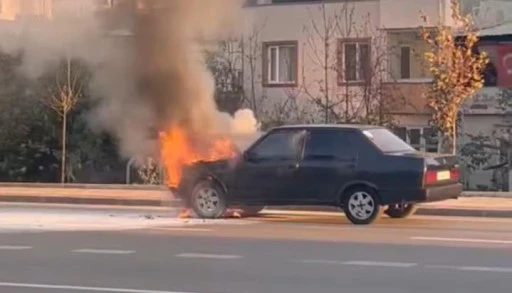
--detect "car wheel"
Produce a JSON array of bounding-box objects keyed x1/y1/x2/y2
[
  {"x1": 190, "y1": 180, "x2": 227, "y2": 219},
  {"x1": 343, "y1": 187, "x2": 381, "y2": 225},
  {"x1": 241, "y1": 205, "x2": 265, "y2": 217},
  {"x1": 385, "y1": 203, "x2": 417, "y2": 219}
]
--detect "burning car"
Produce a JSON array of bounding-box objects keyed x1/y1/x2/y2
[{"x1": 170, "y1": 124, "x2": 462, "y2": 225}]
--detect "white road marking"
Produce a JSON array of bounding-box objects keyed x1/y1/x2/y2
[
  {"x1": 425, "y1": 264, "x2": 512, "y2": 273},
  {"x1": 175, "y1": 253, "x2": 242, "y2": 259},
  {"x1": 411, "y1": 236, "x2": 512, "y2": 244},
  {"x1": 342, "y1": 260, "x2": 418, "y2": 268},
  {"x1": 456, "y1": 266, "x2": 512, "y2": 273},
  {"x1": 300, "y1": 259, "x2": 417, "y2": 267},
  {"x1": 0, "y1": 245, "x2": 32, "y2": 250},
  {"x1": 0, "y1": 281, "x2": 194, "y2": 293},
  {"x1": 72, "y1": 249, "x2": 135, "y2": 255}
]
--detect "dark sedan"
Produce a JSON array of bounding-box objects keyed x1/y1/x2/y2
[{"x1": 173, "y1": 124, "x2": 462, "y2": 225}]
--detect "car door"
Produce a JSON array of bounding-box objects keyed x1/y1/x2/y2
[
  {"x1": 294, "y1": 129, "x2": 359, "y2": 203},
  {"x1": 231, "y1": 128, "x2": 306, "y2": 205}
]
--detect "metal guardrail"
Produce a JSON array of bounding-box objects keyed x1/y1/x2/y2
[{"x1": 125, "y1": 157, "x2": 166, "y2": 185}]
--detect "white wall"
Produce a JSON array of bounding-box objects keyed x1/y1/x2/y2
[
  {"x1": 242, "y1": 1, "x2": 381, "y2": 122},
  {"x1": 380, "y1": 0, "x2": 448, "y2": 28}
]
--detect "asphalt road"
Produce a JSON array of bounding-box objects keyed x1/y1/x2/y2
[{"x1": 1, "y1": 204, "x2": 512, "y2": 293}]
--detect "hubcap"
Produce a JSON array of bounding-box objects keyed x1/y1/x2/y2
[
  {"x1": 194, "y1": 187, "x2": 220, "y2": 216},
  {"x1": 347, "y1": 191, "x2": 375, "y2": 220}
]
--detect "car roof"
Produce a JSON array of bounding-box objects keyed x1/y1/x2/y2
[{"x1": 271, "y1": 124, "x2": 385, "y2": 131}]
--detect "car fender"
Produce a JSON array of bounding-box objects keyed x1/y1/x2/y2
[
  {"x1": 193, "y1": 171, "x2": 229, "y2": 194},
  {"x1": 336, "y1": 180, "x2": 380, "y2": 204}
]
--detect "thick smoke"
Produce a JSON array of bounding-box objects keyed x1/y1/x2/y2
[
  {"x1": 129, "y1": 0, "x2": 258, "y2": 157},
  {"x1": 0, "y1": 0, "x2": 259, "y2": 164}
]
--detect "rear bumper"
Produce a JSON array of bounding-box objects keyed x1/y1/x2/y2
[{"x1": 423, "y1": 183, "x2": 462, "y2": 202}]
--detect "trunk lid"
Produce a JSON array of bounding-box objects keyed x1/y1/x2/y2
[{"x1": 387, "y1": 151, "x2": 459, "y2": 185}]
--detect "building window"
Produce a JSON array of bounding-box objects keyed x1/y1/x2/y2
[
  {"x1": 393, "y1": 126, "x2": 439, "y2": 152},
  {"x1": 338, "y1": 39, "x2": 371, "y2": 83},
  {"x1": 400, "y1": 46, "x2": 411, "y2": 79},
  {"x1": 262, "y1": 41, "x2": 298, "y2": 87}
]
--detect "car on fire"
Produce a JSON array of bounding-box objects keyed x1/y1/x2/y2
[{"x1": 172, "y1": 124, "x2": 462, "y2": 225}]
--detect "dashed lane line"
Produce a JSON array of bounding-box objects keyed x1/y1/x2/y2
[
  {"x1": 342, "y1": 260, "x2": 418, "y2": 268},
  {"x1": 0, "y1": 281, "x2": 195, "y2": 293},
  {"x1": 425, "y1": 264, "x2": 512, "y2": 273},
  {"x1": 72, "y1": 249, "x2": 135, "y2": 255},
  {"x1": 300, "y1": 259, "x2": 418, "y2": 268},
  {"x1": 411, "y1": 236, "x2": 512, "y2": 244},
  {"x1": 175, "y1": 253, "x2": 242, "y2": 259},
  {"x1": 303, "y1": 260, "x2": 512, "y2": 273},
  {"x1": 0, "y1": 245, "x2": 32, "y2": 250}
]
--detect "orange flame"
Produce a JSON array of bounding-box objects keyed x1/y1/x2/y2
[{"x1": 159, "y1": 126, "x2": 236, "y2": 187}]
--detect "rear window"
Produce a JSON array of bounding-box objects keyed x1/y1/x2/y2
[{"x1": 362, "y1": 128, "x2": 416, "y2": 153}]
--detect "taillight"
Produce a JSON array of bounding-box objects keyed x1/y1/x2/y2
[
  {"x1": 423, "y1": 171, "x2": 437, "y2": 185},
  {"x1": 450, "y1": 167, "x2": 460, "y2": 181},
  {"x1": 424, "y1": 170, "x2": 438, "y2": 185}
]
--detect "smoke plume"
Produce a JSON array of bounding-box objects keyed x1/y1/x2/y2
[{"x1": 0, "y1": 0, "x2": 259, "y2": 164}]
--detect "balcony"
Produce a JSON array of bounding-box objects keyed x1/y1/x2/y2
[
  {"x1": 380, "y1": 0, "x2": 454, "y2": 29},
  {"x1": 382, "y1": 81, "x2": 430, "y2": 114}
]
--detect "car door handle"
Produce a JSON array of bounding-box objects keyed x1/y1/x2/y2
[
  {"x1": 337, "y1": 158, "x2": 356, "y2": 168},
  {"x1": 287, "y1": 163, "x2": 299, "y2": 169}
]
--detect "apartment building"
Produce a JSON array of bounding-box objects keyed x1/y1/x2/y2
[{"x1": 243, "y1": 0, "x2": 458, "y2": 146}]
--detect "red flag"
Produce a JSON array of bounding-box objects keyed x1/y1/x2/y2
[{"x1": 497, "y1": 45, "x2": 512, "y2": 87}]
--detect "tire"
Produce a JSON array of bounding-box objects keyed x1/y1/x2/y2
[
  {"x1": 385, "y1": 203, "x2": 417, "y2": 219},
  {"x1": 241, "y1": 205, "x2": 265, "y2": 217},
  {"x1": 342, "y1": 186, "x2": 382, "y2": 225},
  {"x1": 190, "y1": 179, "x2": 227, "y2": 219}
]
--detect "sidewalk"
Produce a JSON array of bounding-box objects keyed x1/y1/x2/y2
[
  {"x1": 1, "y1": 185, "x2": 512, "y2": 218},
  {"x1": 417, "y1": 197, "x2": 512, "y2": 217},
  {"x1": 0, "y1": 186, "x2": 172, "y2": 206}
]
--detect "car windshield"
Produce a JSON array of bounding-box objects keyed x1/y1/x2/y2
[{"x1": 362, "y1": 128, "x2": 416, "y2": 153}]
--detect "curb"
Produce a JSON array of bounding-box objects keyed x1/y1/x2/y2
[
  {"x1": 0, "y1": 196, "x2": 174, "y2": 207},
  {"x1": 1, "y1": 196, "x2": 511, "y2": 218},
  {"x1": 415, "y1": 207, "x2": 512, "y2": 218},
  {"x1": 0, "y1": 183, "x2": 166, "y2": 190}
]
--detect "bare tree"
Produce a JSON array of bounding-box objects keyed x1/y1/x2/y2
[
  {"x1": 43, "y1": 57, "x2": 87, "y2": 183},
  {"x1": 206, "y1": 37, "x2": 245, "y2": 114},
  {"x1": 207, "y1": 20, "x2": 312, "y2": 129},
  {"x1": 301, "y1": 3, "x2": 401, "y2": 126}
]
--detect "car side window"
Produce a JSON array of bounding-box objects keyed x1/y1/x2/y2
[
  {"x1": 303, "y1": 129, "x2": 354, "y2": 159},
  {"x1": 249, "y1": 130, "x2": 305, "y2": 160}
]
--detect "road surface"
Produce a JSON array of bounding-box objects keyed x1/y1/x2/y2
[{"x1": 0, "y1": 203, "x2": 512, "y2": 293}]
